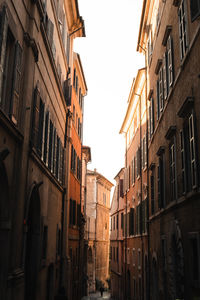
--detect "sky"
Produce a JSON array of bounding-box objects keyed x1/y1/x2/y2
[{"x1": 74, "y1": 0, "x2": 144, "y2": 186}]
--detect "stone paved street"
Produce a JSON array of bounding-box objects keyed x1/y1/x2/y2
[{"x1": 81, "y1": 290, "x2": 112, "y2": 300}]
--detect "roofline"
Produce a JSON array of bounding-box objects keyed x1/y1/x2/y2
[
  {"x1": 82, "y1": 145, "x2": 91, "y2": 161},
  {"x1": 87, "y1": 169, "x2": 114, "y2": 188},
  {"x1": 114, "y1": 167, "x2": 125, "y2": 180},
  {"x1": 137, "y1": 0, "x2": 147, "y2": 52}
]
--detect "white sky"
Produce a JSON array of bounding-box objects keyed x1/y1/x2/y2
[{"x1": 74, "y1": 0, "x2": 144, "y2": 185}]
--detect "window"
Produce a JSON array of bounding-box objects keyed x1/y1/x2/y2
[
  {"x1": 121, "y1": 212, "x2": 124, "y2": 230},
  {"x1": 190, "y1": 0, "x2": 200, "y2": 22},
  {"x1": 169, "y1": 137, "x2": 177, "y2": 201},
  {"x1": 150, "y1": 172, "x2": 155, "y2": 215},
  {"x1": 120, "y1": 179, "x2": 124, "y2": 197},
  {"x1": 149, "y1": 97, "x2": 155, "y2": 138},
  {"x1": 73, "y1": 68, "x2": 76, "y2": 87},
  {"x1": 167, "y1": 35, "x2": 174, "y2": 87},
  {"x1": 141, "y1": 200, "x2": 146, "y2": 233},
  {"x1": 70, "y1": 199, "x2": 76, "y2": 226},
  {"x1": 142, "y1": 135, "x2": 147, "y2": 169},
  {"x1": 158, "y1": 153, "x2": 165, "y2": 209},
  {"x1": 178, "y1": 0, "x2": 188, "y2": 60},
  {"x1": 129, "y1": 208, "x2": 135, "y2": 236},
  {"x1": 180, "y1": 112, "x2": 197, "y2": 192},
  {"x1": 136, "y1": 204, "x2": 141, "y2": 235},
  {"x1": 116, "y1": 214, "x2": 118, "y2": 230},
  {"x1": 189, "y1": 114, "x2": 197, "y2": 187},
  {"x1": 110, "y1": 246, "x2": 112, "y2": 260},
  {"x1": 180, "y1": 130, "x2": 187, "y2": 194},
  {"x1": 132, "y1": 248, "x2": 135, "y2": 266},
  {"x1": 113, "y1": 216, "x2": 115, "y2": 230},
  {"x1": 136, "y1": 147, "x2": 141, "y2": 178},
  {"x1": 0, "y1": 8, "x2": 23, "y2": 125}
]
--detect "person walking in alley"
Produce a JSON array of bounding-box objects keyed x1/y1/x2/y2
[{"x1": 100, "y1": 286, "x2": 104, "y2": 297}]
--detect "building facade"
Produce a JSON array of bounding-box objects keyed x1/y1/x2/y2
[
  {"x1": 119, "y1": 68, "x2": 148, "y2": 300},
  {"x1": 110, "y1": 168, "x2": 125, "y2": 300},
  {"x1": 0, "y1": 0, "x2": 86, "y2": 299},
  {"x1": 68, "y1": 51, "x2": 87, "y2": 300},
  {"x1": 85, "y1": 169, "x2": 113, "y2": 293},
  {"x1": 138, "y1": 0, "x2": 200, "y2": 299}
]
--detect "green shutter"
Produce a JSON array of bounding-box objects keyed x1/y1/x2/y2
[
  {"x1": 10, "y1": 41, "x2": 22, "y2": 124},
  {"x1": 32, "y1": 86, "x2": 40, "y2": 149}
]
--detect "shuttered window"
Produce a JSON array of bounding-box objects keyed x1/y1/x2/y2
[
  {"x1": 189, "y1": 113, "x2": 197, "y2": 188},
  {"x1": 0, "y1": 8, "x2": 22, "y2": 125},
  {"x1": 37, "y1": 99, "x2": 45, "y2": 157},
  {"x1": 43, "y1": 111, "x2": 49, "y2": 165},
  {"x1": 163, "y1": 52, "x2": 168, "y2": 100},
  {"x1": 48, "y1": 121, "x2": 54, "y2": 171},
  {"x1": 178, "y1": 0, "x2": 188, "y2": 60},
  {"x1": 150, "y1": 173, "x2": 155, "y2": 215},
  {"x1": 149, "y1": 97, "x2": 155, "y2": 138},
  {"x1": 170, "y1": 138, "x2": 177, "y2": 201},
  {"x1": 180, "y1": 130, "x2": 186, "y2": 194}
]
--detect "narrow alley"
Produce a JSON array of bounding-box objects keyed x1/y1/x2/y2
[
  {"x1": 82, "y1": 291, "x2": 113, "y2": 300},
  {"x1": 0, "y1": 0, "x2": 200, "y2": 300}
]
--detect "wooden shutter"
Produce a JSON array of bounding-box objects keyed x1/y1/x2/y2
[
  {"x1": 119, "y1": 179, "x2": 123, "y2": 197},
  {"x1": 53, "y1": 130, "x2": 57, "y2": 175},
  {"x1": 163, "y1": 52, "x2": 168, "y2": 100},
  {"x1": 43, "y1": 111, "x2": 49, "y2": 165},
  {"x1": 0, "y1": 7, "x2": 8, "y2": 104},
  {"x1": 167, "y1": 36, "x2": 174, "y2": 87},
  {"x1": 66, "y1": 34, "x2": 70, "y2": 65},
  {"x1": 32, "y1": 86, "x2": 40, "y2": 149},
  {"x1": 56, "y1": 136, "x2": 60, "y2": 179},
  {"x1": 77, "y1": 203, "x2": 81, "y2": 226},
  {"x1": 159, "y1": 68, "x2": 164, "y2": 111},
  {"x1": 156, "y1": 80, "x2": 160, "y2": 120},
  {"x1": 48, "y1": 120, "x2": 53, "y2": 170},
  {"x1": 47, "y1": 18, "x2": 54, "y2": 48},
  {"x1": 190, "y1": 0, "x2": 200, "y2": 22},
  {"x1": 71, "y1": 145, "x2": 74, "y2": 171},
  {"x1": 150, "y1": 174, "x2": 155, "y2": 214},
  {"x1": 37, "y1": 99, "x2": 45, "y2": 157},
  {"x1": 64, "y1": 79, "x2": 72, "y2": 106},
  {"x1": 10, "y1": 41, "x2": 22, "y2": 124},
  {"x1": 150, "y1": 98, "x2": 154, "y2": 135},
  {"x1": 70, "y1": 199, "x2": 73, "y2": 225}
]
